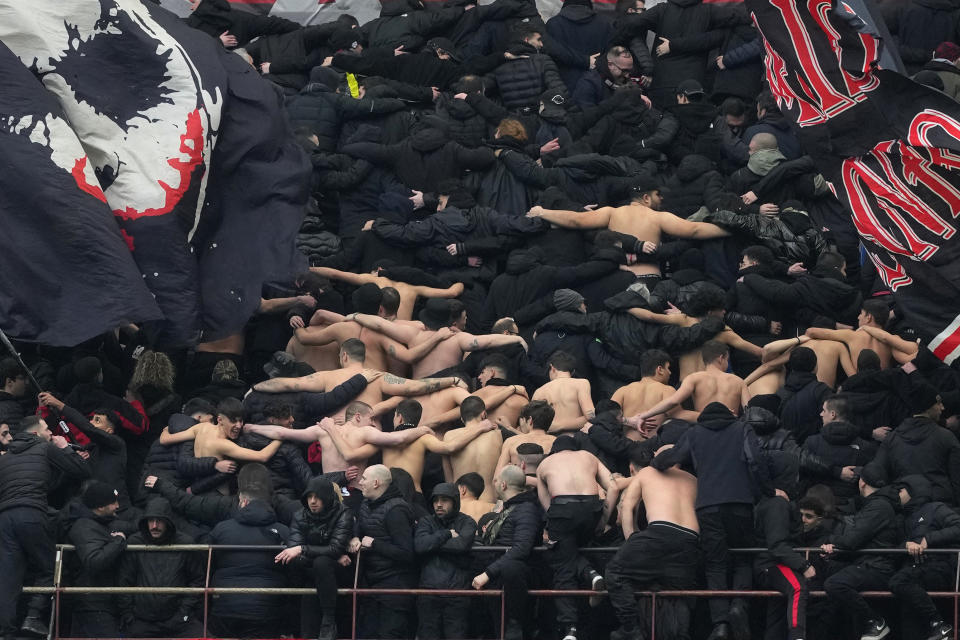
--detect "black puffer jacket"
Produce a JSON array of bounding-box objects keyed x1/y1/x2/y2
[
  {"x1": 357, "y1": 484, "x2": 417, "y2": 585},
  {"x1": 285, "y1": 82, "x2": 407, "y2": 153},
  {"x1": 660, "y1": 154, "x2": 726, "y2": 217},
  {"x1": 839, "y1": 368, "x2": 914, "y2": 441},
  {"x1": 745, "y1": 406, "x2": 836, "y2": 482},
  {"x1": 706, "y1": 209, "x2": 826, "y2": 268},
  {"x1": 480, "y1": 488, "x2": 544, "y2": 579},
  {"x1": 648, "y1": 268, "x2": 716, "y2": 314},
  {"x1": 534, "y1": 290, "x2": 724, "y2": 362},
  {"x1": 209, "y1": 501, "x2": 290, "y2": 620},
  {"x1": 0, "y1": 432, "x2": 89, "y2": 513},
  {"x1": 802, "y1": 420, "x2": 876, "y2": 510},
  {"x1": 140, "y1": 414, "x2": 217, "y2": 494},
  {"x1": 490, "y1": 42, "x2": 568, "y2": 109},
  {"x1": 371, "y1": 204, "x2": 546, "y2": 250},
  {"x1": 664, "y1": 102, "x2": 723, "y2": 165},
  {"x1": 240, "y1": 434, "x2": 312, "y2": 499},
  {"x1": 577, "y1": 92, "x2": 678, "y2": 159},
  {"x1": 0, "y1": 391, "x2": 25, "y2": 426},
  {"x1": 484, "y1": 247, "x2": 623, "y2": 330},
  {"x1": 117, "y1": 498, "x2": 203, "y2": 625},
  {"x1": 342, "y1": 126, "x2": 496, "y2": 191},
  {"x1": 741, "y1": 265, "x2": 862, "y2": 329},
  {"x1": 900, "y1": 475, "x2": 960, "y2": 550},
  {"x1": 360, "y1": 0, "x2": 465, "y2": 51},
  {"x1": 545, "y1": 2, "x2": 615, "y2": 90},
  {"x1": 414, "y1": 483, "x2": 476, "y2": 589},
  {"x1": 862, "y1": 416, "x2": 960, "y2": 506},
  {"x1": 725, "y1": 263, "x2": 781, "y2": 339},
  {"x1": 884, "y1": 0, "x2": 960, "y2": 71},
  {"x1": 827, "y1": 485, "x2": 902, "y2": 571},
  {"x1": 65, "y1": 500, "x2": 131, "y2": 613},
  {"x1": 186, "y1": 0, "x2": 299, "y2": 47},
  {"x1": 286, "y1": 477, "x2": 353, "y2": 560},
  {"x1": 435, "y1": 94, "x2": 493, "y2": 149}
]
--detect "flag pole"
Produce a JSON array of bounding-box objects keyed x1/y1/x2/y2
[{"x1": 0, "y1": 329, "x2": 43, "y2": 393}]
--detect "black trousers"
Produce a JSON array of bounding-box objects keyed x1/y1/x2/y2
[
  {"x1": 359, "y1": 574, "x2": 415, "y2": 639},
  {"x1": 488, "y1": 559, "x2": 532, "y2": 633},
  {"x1": 758, "y1": 565, "x2": 808, "y2": 640},
  {"x1": 125, "y1": 616, "x2": 204, "y2": 638},
  {"x1": 605, "y1": 522, "x2": 700, "y2": 635},
  {"x1": 0, "y1": 507, "x2": 55, "y2": 635},
  {"x1": 889, "y1": 560, "x2": 956, "y2": 640},
  {"x1": 546, "y1": 496, "x2": 603, "y2": 629},
  {"x1": 71, "y1": 611, "x2": 120, "y2": 638},
  {"x1": 208, "y1": 614, "x2": 279, "y2": 638},
  {"x1": 823, "y1": 563, "x2": 894, "y2": 628},
  {"x1": 417, "y1": 594, "x2": 470, "y2": 639},
  {"x1": 697, "y1": 504, "x2": 755, "y2": 625}
]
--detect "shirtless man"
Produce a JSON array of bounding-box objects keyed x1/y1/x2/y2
[
  {"x1": 536, "y1": 437, "x2": 619, "y2": 639},
  {"x1": 603, "y1": 447, "x2": 700, "y2": 639},
  {"x1": 475, "y1": 355, "x2": 530, "y2": 428},
  {"x1": 495, "y1": 400, "x2": 557, "y2": 476},
  {"x1": 351, "y1": 300, "x2": 528, "y2": 378},
  {"x1": 309, "y1": 265, "x2": 464, "y2": 320},
  {"x1": 456, "y1": 472, "x2": 495, "y2": 523},
  {"x1": 614, "y1": 350, "x2": 697, "y2": 438},
  {"x1": 158, "y1": 398, "x2": 282, "y2": 468},
  {"x1": 637, "y1": 341, "x2": 750, "y2": 425},
  {"x1": 861, "y1": 325, "x2": 919, "y2": 365},
  {"x1": 324, "y1": 398, "x2": 496, "y2": 493},
  {"x1": 527, "y1": 189, "x2": 729, "y2": 277},
  {"x1": 446, "y1": 397, "x2": 504, "y2": 502},
  {"x1": 290, "y1": 285, "x2": 451, "y2": 374},
  {"x1": 243, "y1": 402, "x2": 429, "y2": 506},
  {"x1": 252, "y1": 339, "x2": 467, "y2": 421},
  {"x1": 746, "y1": 333, "x2": 856, "y2": 393},
  {"x1": 805, "y1": 299, "x2": 893, "y2": 369},
  {"x1": 532, "y1": 351, "x2": 595, "y2": 434}
]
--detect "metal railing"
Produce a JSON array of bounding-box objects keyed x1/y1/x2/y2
[{"x1": 23, "y1": 545, "x2": 960, "y2": 640}]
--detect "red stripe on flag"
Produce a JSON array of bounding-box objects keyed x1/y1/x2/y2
[
  {"x1": 933, "y1": 325, "x2": 960, "y2": 362},
  {"x1": 776, "y1": 565, "x2": 802, "y2": 628}
]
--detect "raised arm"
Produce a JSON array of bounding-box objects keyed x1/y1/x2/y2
[
  {"x1": 158, "y1": 424, "x2": 201, "y2": 445},
  {"x1": 381, "y1": 373, "x2": 461, "y2": 397},
  {"x1": 350, "y1": 313, "x2": 419, "y2": 344},
  {"x1": 861, "y1": 326, "x2": 919, "y2": 363},
  {"x1": 358, "y1": 424, "x2": 432, "y2": 447},
  {"x1": 243, "y1": 424, "x2": 323, "y2": 444},
  {"x1": 528, "y1": 205, "x2": 612, "y2": 230},
  {"x1": 639, "y1": 377, "x2": 696, "y2": 420},
  {"x1": 412, "y1": 282, "x2": 466, "y2": 300},
  {"x1": 595, "y1": 460, "x2": 620, "y2": 531},
  {"x1": 253, "y1": 372, "x2": 329, "y2": 393},
  {"x1": 762, "y1": 335, "x2": 808, "y2": 363},
  {"x1": 294, "y1": 324, "x2": 344, "y2": 347},
  {"x1": 322, "y1": 424, "x2": 377, "y2": 463},
  {"x1": 456, "y1": 332, "x2": 528, "y2": 353},
  {"x1": 309, "y1": 266, "x2": 377, "y2": 286},
  {"x1": 658, "y1": 211, "x2": 731, "y2": 240},
  {"x1": 718, "y1": 326, "x2": 764, "y2": 359}
]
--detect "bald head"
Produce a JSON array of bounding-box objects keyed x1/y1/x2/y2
[
  {"x1": 360, "y1": 464, "x2": 393, "y2": 500},
  {"x1": 748, "y1": 132, "x2": 779, "y2": 154},
  {"x1": 499, "y1": 465, "x2": 526, "y2": 492}
]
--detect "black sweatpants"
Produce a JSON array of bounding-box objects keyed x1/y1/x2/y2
[
  {"x1": 546, "y1": 496, "x2": 603, "y2": 630},
  {"x1": 605, "y1": 522, "x2": 700, "y2": 634},
  {"x1": 360, "y1": 574, "x2": 415, "y2": 639},
  {"x1": 823, "y1": 563, "x2": 894, "y2": 628},
  {"x1": 889, "y1": 560, "x2": 956, "y2": 640},
  {"x1": 417, "y1": 594, "x2": 470, "y2": 639},
  {"x1": 0, "y1": 507, "x2": 55, "y2": 635},
  {"x1": 697, "y1": 503, "x2": 755, "y2": 625},
  {"x1": 487, "y1": 559, "x2": 532, "y2": 634},
  {"x1": 758, "y1": 565, "x2": 808, "y2": 640}
]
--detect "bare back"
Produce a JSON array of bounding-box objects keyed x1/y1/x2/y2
[
  {"x1": 633, "y1": 466, "x2": 698, "y2": 532},
  {"x1": 417, "y1": 387, "x2": 469, "y2": 427},
  {"x1": 475, "y1": 386, "x2": 527, "y2": 428},
  {"x1": 690, "y1": 368, "x2": 746, "y2": 414},
  {"x1": 449, "y1": 429, "x2": 503, "y2": 502},
  {"x1": 614, "y1": 380, "x2": 674, "y2": 419},
  {"x1": 193, "y1": 423, "x2": 227, "y2": 459},
  {"x1": 849, "y1": 329, "x2": 892, "y2": 369},
  {"x1": 538, "y1": 450, "x2": 600, "y2": 497},
  {"x1": 460, "y1": 498, "x2": 495, "y2": 523},
  {"x1": 287, "y1": 337, "x2": 340, "y2": 372},
  {"x1": 806, "y1": 339, "x2": 846, "y2": 388},
  {"x1": 382, "y1": 437, "x2": 429, "y2": 491},
  {"x1": 502, "y1": 431, "x2": 557, "y2": 467},
  {"x1": 533, "y1": 378, "x2": 591, "y2": 427},
  {"x1": 608, "y1": 205, "x2": 662, "y2": 276},
  {"x1": 411, "y1": 330, "x2": 463, "y2": 378}
]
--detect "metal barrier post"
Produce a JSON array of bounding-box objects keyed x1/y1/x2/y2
[
  {"x1": 50, "y1": 546, "x2": 63, "y2": 640},
  {"x1": 954, "y1": 550, "x2": 959, "y2": 640},
  {"x1": 649, "y1": 592, "x2": 656, "y2": 640},
  {"x1": 499, "y1": 588, "x2": 505, "y2": 640},
  {"x1": 202, "y1": 545, "x2": 213, "y2": 638},
  {"x1": 351, "y1": 549, "x2": 361, "y2": 640}
]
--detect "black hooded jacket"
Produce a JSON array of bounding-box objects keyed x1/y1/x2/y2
[
  {"x1": 802, "y1": 420, "x2": 876, "y2": 508},
  {"x1": 357, "y1": 483, "x2": 417, "y2": 584},
  {"x1": 208, "y1": 500, "x2": 290, "y2": 621},
  {"x1": 140, "y1": 413, "x2": 218, "y2": 495},
  {"x1": 287, "y1": 477, "x2": 354, "y2": 561},
  {"x1": 776, "y1": 370, "x2": 833, "y2": 445},
  {"x1": 186, "y1": 0, "x2": 299, "y2": 47},
  {"x1": 741, "y1": 265, "x2": 862, "y2": 329},
  {"x1": 651, "y1": 403, "x2": 755, "y2": 509},
  {"x1": 64, "y1": 500, "x2": 133, "y2": 613},
  {"x1": 414, "y1": 483, "x2": 477, "y2": 589},
  {"x1": 899, "y1": 475, "x2": 960, "y2": 552},
  {"x1": 862, "y1": 416, "x2": 960, "y2": 506},
  {"x1": 660, "y1": 154, "x2": 726, "y2": 218},
  {"x1": 828, "y1": 485, "x2": 903, "y2": 571},
  {"x1": 117, "y1": 498, "x2": 203, "y2": 624},
  {"x1": 0, "y1": 432, "x2": 90, "y2": 514}
]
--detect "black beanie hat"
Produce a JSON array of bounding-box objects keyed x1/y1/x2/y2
[
  {"x1": 83, "y1": 481, "x2": 119, "y2": 509},
  {"x1": 910, "y1": 381, "x2": 941, "y2": 413},
  {"x1": 74, "y1": 356, "x2": 102, "y2": 383},
  {"x1": 859, "y1": 464, "x2": 886, "y2": 489}
]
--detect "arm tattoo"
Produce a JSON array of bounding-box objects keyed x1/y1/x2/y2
[
  {"x1": 388, "y1": 345, "x2": 397, "y2": 358},
  {"x1": 384, "y1": 373, "x2": 408, "y2": 385},
  {"x1": 468, "y1": 338, "x2": 480, "y2": 350}
]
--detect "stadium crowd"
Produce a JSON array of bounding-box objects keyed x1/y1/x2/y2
[{"x1": 3, "y1": 0, "x2": 960, "y2": 639}]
